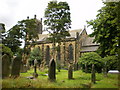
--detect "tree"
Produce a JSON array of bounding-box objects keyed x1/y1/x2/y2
[
  {"x1": 9, "y1": 18, "x2": 38, "y2": 54},
  {"x1": 87, "y1": 2, "x2": 120, "y2": 57},
  {"x1": 29, "y1": 47, "x2": 42, "y2": 66},
  {"x1": 78, "y1": 52, "x2": 102, "y2": 73},
  {"x1": 0, "y1": 23, "x2": 6, "y2": 41},
  {"x1": 44, "y1": 1, "x2": 71, "y2": 59},
  {"x1": 0, "y1": 44, "x2": 13, "y2": 59},
  {"x1": 102, "y1": 55, "x2": 118, "y2": 71},
  {"x1": 3, "y1": 18, "x2": 38, "y2": 63}
]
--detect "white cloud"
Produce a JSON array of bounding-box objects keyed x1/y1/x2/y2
[{"x1": 0, "y1": 0, "x2": 103, "y2": 34}]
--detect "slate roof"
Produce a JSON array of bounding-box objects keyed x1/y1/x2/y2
[
  {"x1": 37, "y1": 29, "x2": 82, "y2": 41},
  {"x1": 82, "y1": 37, "x2": 99, "y2": 46},
  {"x1": 80, "y1": 37, "x2": 99, "y2": 52}
]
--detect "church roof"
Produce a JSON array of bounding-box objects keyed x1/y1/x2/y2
[
  {"x1": 37, "y1": 29, "x2": 83, "y2": 41},
  {"x1": 82, "y1": 37, "x2": 99, "y2": 46},
  {"x1": 80, "y1": 37, "x2": 99, "y2": 52}
]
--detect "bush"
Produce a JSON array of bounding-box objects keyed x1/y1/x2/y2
[
  {"x1": 0, "y1": 44, "x2": 13, "y2": 58},
  {"x1": 102, "y1": 55, "x2": 118, "y2": 71},
  {"x1": 29, "y1": 47, "x2": 42, "y2": 66},
  {"x1": 78, "y1": 52, "x2": 102, "y2": 73}
]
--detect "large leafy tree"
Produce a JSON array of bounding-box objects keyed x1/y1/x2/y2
[
  {"x1": 3, "y1": 18, "x2": 38, "y2": 55},
  {"x1": 87, "y1": 2, "x2": 120, "y2": 57},
  {"x1": 44, "y1": 0, "x2": 71, "y2": 58}
]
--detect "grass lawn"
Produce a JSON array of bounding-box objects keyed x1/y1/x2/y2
[{"x1": 2, "y1": 69, "x2": 119, "y2": 88}]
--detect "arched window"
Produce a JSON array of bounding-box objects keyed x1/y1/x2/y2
[
  {"x1": 57, "y1": 45, "x2": 61, "y2": 61},
  {"x1": 68, "y1": 44, "x2": 73, "y2": 61},
  {"x1": 45, "y1": 45, "x2": 50, "y2": 65}
]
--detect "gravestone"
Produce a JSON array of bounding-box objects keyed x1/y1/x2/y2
[
  {"x1": 20, "y1": 62, "x2": 27, "y2": 73},
  {"x1": 2, "y1": 54, "x2": 11, "y2": 78},
  {"x1": 33, "y1": 59, "x2": 38, "y2": 78},
  {"x1": 11, "y1": 56, "x2": 21, "y2": 78},
  {"x1": 91, "y1": 64, "x2": 96, "y2": 84},
  {"x1": 68, "y1": 63, "x2": 73, "y2": 79},
  {"x1": 48, "y1": 59, "x2": 56, "y2": 82}
]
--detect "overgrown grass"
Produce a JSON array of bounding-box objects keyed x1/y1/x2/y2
[{"x1": 2, "y1": 69, "x2": 119, "y2": 88}]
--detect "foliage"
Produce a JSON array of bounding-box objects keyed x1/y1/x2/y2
[
  {"x1": 3, "y1": 18, "x2": 38, "y2": 54},
  {"x1": 102, "y1": 55, "x2": 118, "y2": 71},
  {"x1": 78, "y1": 52, "x2": 102, "y2": 73},
  {"x1": 44, "y1": 1, "x2": 71, "y2": 58},
  {"x1": 87, "y1": 2, "x2": 120, "y2": 57},
  {"x1": 0, "y1": 23, "x2": 6, "y2": 40},
  {"x1": 44, "y1": 1, "x2": 71, "y2": 42},
  {"x1": 0, "y1": 44, "x2": 13, "y2": 58},
  {"x1": 29, "y1": 47, "x2": 42, "y2": 62}
]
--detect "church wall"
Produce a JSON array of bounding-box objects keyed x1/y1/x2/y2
[
  {"x1": 32, "y1": 40, "x2": 77, "y2": 66},
  {"x1": 30, "y1": 29, "x2": 88, "y2": 67}
]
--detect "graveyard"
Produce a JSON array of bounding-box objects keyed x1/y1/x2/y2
[
  {"x1": 1, "y1": 1, "x2": 120, "y2": 89},
  {"x1": 2, "y1": 68, "x2": 118, "y2": 88}
]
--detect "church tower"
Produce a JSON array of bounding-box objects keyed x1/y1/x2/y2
[{"x1": 34, "y1": 15, "x2": 43, "y2": 34}]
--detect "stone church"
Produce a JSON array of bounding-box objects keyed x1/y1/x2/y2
[{"x1": 31, "y1": 15, "x2": 99, "y2": 67}]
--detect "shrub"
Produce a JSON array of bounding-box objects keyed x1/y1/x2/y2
[
  {"x1": 102, "y1": 55, "x2": 118, "y2": 71},
  {"x1": 29, "y1": 47, "x2": 42, "y2": 66},
  {"x1": 0, "y1": 44, "x2": 13, "y2": 59},
  {"x1": 78, "y1": 52, "x2": 102, "y2": 73}
]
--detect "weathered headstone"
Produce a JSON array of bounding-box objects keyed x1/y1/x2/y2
[
  {"x1": 11, "y1": 56, "x2": 21, "y2": 78},
  {"x1": 48, "y1": 59, "x2": 56, "y2": 82},
  {"x1": 33, "y1": 59, "x2": 38, "y2": 78},
  {"x1": 91, "y1": 64, "x2": 96, "y2": 84},
  {"x1": 20, "y1": 62, "x2": 27, "y2": 73},
  {"x1": 68, "y1": 63, "x2": 73, "y2": 79},
  {"x1": 2, "y1": 54, "x2": 11, "y2": 78}
]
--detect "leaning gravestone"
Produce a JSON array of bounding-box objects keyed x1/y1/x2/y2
[
  {"x1": 68, "y1": 63, "x2": 73, "y2": 79},
  {"x1": 2, "y1": 54, "x2": 11, "y2": 78},
  {"x1": 91, "y1": 64, "x2": 96, "y2": 84},
  {"x1": 48, "y1": 59, "x2": 56, "y2": 82},
  {"x1": 11, "y1": 55, "x2": 22, "y2": 78}
]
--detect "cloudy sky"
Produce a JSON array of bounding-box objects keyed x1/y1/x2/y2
[{"x1": 0, "y1": 0, "x2": 103, "y2": 34}]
